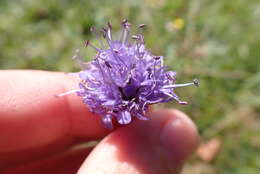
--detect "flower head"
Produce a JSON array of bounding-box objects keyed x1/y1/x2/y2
[{"x1": 58, "y1": 20, "x2": 199, "y2": 129}]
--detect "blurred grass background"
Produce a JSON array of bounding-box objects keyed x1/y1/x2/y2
[{"x1": 0, "y1": 0, "x2": 260, "y2": 173}]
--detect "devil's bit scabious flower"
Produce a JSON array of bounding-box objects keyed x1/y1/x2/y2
[{"x1": 58, "y1": 19, "x2": 199, "y2": 130}]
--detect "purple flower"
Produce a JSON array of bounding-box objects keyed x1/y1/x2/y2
[{"x1": 58, "y1": 20, "x2": 199, "y2": 129}]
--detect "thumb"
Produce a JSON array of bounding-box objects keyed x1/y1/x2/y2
[{"x1": 77, "y1": 109, "x2": 199, "y2": 174}]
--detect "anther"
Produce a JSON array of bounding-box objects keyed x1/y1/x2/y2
[
  {"x1": 107, "y1": 21, "x2": 112, "y2": 29},
  {"x1": 90, "y1": 26, "x2": 96, "y2": 32},
  {"x1": 84, "y1": 40, "x2": 90, "y2": 47},
  {"x1": 154, "y1": 56, "x2": 162, "y2": 60},
  {"x1": 105, "y1": 61, "x2": 112, "y2": 68},
  {"x1": 138, "y1": 24, "x2": 146, "y2": 29},
  {"x1": 131, "y1": 35, "x2": 139, "y2": 40},
  {"x1": 72, "y1": 55, "x2": 77, "y2": 60},
  {"x1": 193, "y1": 78, "x2": 200, "y2": 87},
  {"x1": 179, "y1": 101, "x2": 188, "y2": 105},
  {"x1": 113, "y1": 48, "x2": 119, "y2": 53},
  {"x1": 122, "y1": 19, "x2": 128, "y2": 27},
  {"x1": 122, "y1": 19, "x2": 131, "y2": 29}
]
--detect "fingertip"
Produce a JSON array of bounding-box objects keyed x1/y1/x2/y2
[{"x1": 158, "y1": 109, "x2": 199, "y2": 163}]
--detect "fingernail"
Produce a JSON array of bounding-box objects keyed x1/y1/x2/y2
[{"x1": 160, "y1": 110, "x2": 198, "y2": 163}]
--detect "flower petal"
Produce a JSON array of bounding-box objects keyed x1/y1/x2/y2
[
  {"x1": 102, "y1": 114, "x2": 113, "y2": 130},
  {"x1": 135, "y1": 113, "x2": 149, "y2": 120},
  {"x1": 117, "y1": 111, "x2": 132, "y2": 125}
]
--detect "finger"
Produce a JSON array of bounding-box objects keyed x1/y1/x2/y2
[
  {"x1": 0, "y1": 70, "x2": 108, "y2": 164},
  {"x1": 3, "y1": 146, "x2": 93, "y2": 174},
  {"x1": 77, "y1": 109, "x2": 199, "y2": 174}
]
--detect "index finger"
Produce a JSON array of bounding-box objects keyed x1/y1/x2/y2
[{"x1": 0, "y1": 70, "x2": 108, "y2": 157}]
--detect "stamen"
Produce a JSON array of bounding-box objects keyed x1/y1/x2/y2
[
  {"x1": 55, "y1": 89, "x2": 81, "y2": 97},
  {"x1": 102, "y1": 27, "x2": 107, "y2": 38},
  {"x1": 107, "y1": 22, "x2": 113, "y2": 40},
  {"x1": 95, "y1": 57, "x2": 117, "y2": 88},
  {"x1": 90, "y1": 26, "x2": 105, "y2": 49},
  {"x1": 95, "y1": 59, "x2": 106, "y2": 80},
  {"x1": 120, "y1": 19, "x2": 131, "y2": 45},
  {"x1": 122, "y1": 19, "x2": 129, "y2": 27},
  {"x1": 163, "y1": 91, "x2": 188, "y2": 105},
  {"x1": 138, "y1": 34, "x2": 144, "y2": 44},
  {"x1": 146, "y1": 98, "x2": 164, "y2": 104},
  {"x1": 132, "y1": 34, "x2": 144, "y2": 44},
  {"x1": 107, "y1": 21, "x2": 112, "y2": 29},
  {"x1": 105, "y1": 64, "x2": 120, "y2": 88},
  {"x1": 133, "y1": 34, "x2": 145, "y2": 58},
  {"x1": 72, "y1": 49, "x2": 86, "y2": 69},
  {"x1": 102, "y1": 27, "x2": 114, "y2": 49},
  {"x1": 72, "y1": 49, "x2": 80, "y2": 60},
  {"x1": 153, "y1": 58, "x2": 157, "y2": 80},
  {"x1": 112, "y1": 48, "x2": 128, "y2": 68},
  {"x1": 166, "y1": 71, "x2": 176, "y2": 81},
  {"x1": 163, "y1": 79, "x2": 200, "y2": 89},
  {"x1": 85, "y1": 40, "x2": 101, "y2": 52}
]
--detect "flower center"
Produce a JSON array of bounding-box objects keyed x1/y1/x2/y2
[{"x1": 118, "y1": 79, "x2": 140, "y2": 101}]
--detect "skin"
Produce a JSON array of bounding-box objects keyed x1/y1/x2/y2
[{"x1": 0, "y1": 70, "x2": 199, "y2": 174}]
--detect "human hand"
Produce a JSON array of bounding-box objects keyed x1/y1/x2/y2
[{"x1": 0, "y1": 70, "x2": 198, "y2": 174}]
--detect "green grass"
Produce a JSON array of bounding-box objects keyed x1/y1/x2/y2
[{"x1": 1, "y1": 0, "x2": 260, "y2": 173}]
